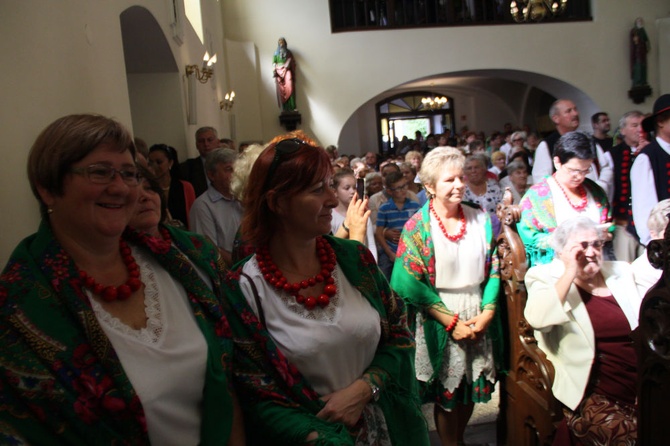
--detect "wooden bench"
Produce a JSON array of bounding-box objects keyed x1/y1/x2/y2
[
  {"x1": 495, "y1": 190, "x2": 563, "y2": 445},
  {"x1": 633, "y1": 234, "x2": 670, "y2": 444}
]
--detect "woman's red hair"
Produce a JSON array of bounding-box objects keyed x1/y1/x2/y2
[{"x1": 241, "y1": 131, "x2": 332, "y2": 247}]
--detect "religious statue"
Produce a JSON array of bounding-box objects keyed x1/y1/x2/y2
[
  {"x1": 631, "y1": 17, "x2": 650, "y2": 88},
  {"x1": 628, "y1": 17, "x2": 652, "y2": 104},
  {"x1": 272, "y1": 37, "x2": 296, "y2": 112}
]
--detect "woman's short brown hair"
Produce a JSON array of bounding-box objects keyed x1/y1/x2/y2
[
  {"x1": 27, "y1": 114, "x2": 135, "y2": 218},
  {"x1": 241, "y1": 131, "x2": 332, "y2": 247}
]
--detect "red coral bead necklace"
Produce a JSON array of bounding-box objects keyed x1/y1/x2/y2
[
  {"x1": 552, "y1": 174, "x2": 587, "y2": 211},
  {"x1": 256, "y1": 236, "x2": 337, "y2": 310},
  {"x1": 77, "y1": 239, "x2": 142, "y2": 302},
  {"x1": 430, "y1": 199, "x2": 467, "y2": 242}
]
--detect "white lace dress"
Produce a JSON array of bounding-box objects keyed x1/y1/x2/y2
[{"x1": 413, "y1": 207, "x2": 496, "y2": 407}]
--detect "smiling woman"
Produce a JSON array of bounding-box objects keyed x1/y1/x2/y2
[
  {"x1": 223, "y1": 131, "x2": 430, "y2": 445},
  {"x1": 0, "y1": 114, "x2": 244, "y2": 445},
  {"x1": 525, "y1": 217, "x2": 642, "y2": 444}
]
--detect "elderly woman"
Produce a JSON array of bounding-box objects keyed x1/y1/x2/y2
[
  {"x1": 488, "y1": 151, "x2": 506, "y2": 179},
  {"x1": 222, "y1": 133, "x2": 429, "y2": 445},
  {"x1": 498, "y1": 160, "x2": 530, "y2": 204},
  {"x1": 391, "y1": 147, "x2": 502, "y2": 446},
  {"x1": 464, "y1": 153, "x2": 503, "y2": 238},
  {"x1": 518, "y1": 132, "x2": 611, "y2": 266},
  {"x1": 525, "y1": 217, "x2": 641, "y2": 445},
  {"x1": 0, "y1": 114, "x2": 243, "y2": 445}
]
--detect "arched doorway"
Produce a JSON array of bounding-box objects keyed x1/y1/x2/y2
[
  {"x1": 120, "y1": 6, "x2": 187, "y2": 157},
  {"x1": 337, "y1": 69, "x2": 598, "y2": 156},
  {"x1": 377, "y1": 91, "x2": 455, "y2": 155}
]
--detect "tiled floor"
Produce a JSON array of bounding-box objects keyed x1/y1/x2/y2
[{"x1": 424, "y1": 387, "x2": 499, "y2": 445}]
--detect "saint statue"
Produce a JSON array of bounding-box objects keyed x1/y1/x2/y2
[
  {"x1": 631, "y1": 17, "x2": 650, "y2": 88},
  {"x1": 272, "y1": 37, "x2": 296, "y2": 112}
]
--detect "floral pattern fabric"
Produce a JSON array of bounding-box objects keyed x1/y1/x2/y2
[
  {"x1": 390, "y1": 201, "x2": 504, "y2": 408},
  {"x1": 518, "y1": 176, "x2": 610, "y2": 266},
  {"x1": 0, "y1": 222, "x2": 234, "y2": 445},
  {"x1": 223, "y1": 236, "x2": 430, "y2": 446}
]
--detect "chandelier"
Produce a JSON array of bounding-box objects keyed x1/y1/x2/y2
[
  {"x1": 510, "y1": 0, "x2": 568, "y2": 22},
  {"x1": 421, "y1": 95, "x2": 447, "y2": 110}
]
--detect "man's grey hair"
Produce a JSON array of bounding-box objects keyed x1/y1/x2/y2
[
  {"x1": 205, "y1": 148, "x2": 237, "y2": 172},
  {"x1": 618, "y1": 110, "x2": 644, "y2": 131},
  {"x1": 196, "y1": 126, "x2": 218, "y2": 139}
]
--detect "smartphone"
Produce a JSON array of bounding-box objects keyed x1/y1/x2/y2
[{"x1": 356, "y1": 178, "x2": 366, "y2": 198}]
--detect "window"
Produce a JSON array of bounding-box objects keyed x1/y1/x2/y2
[{"x1": 377, "y1": 92, "x2": 454, "y2": 155}]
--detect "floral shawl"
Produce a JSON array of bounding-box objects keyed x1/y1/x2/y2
[
  {"x1": 389, "y1": 201, "x2": 504, "y2": 381},
  {"x1": 223, "y1": 236, "x2": 429, "y2": 446},
  {"x1": 0, "y1": 222, "x2": 234, "y2": 445},
  {"x1": 518, "y1": 176, "x2": 611, "y2": 266}
]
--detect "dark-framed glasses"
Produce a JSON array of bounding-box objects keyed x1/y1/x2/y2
[
  {"x1": 263, "y1": 138, "x2": 308, "y2": 190},
  {"x1": 70, "y1": 164, "x2": 141, "y2": 186},
  {"x1": 578, "y1": 240, "x2": 604, "y2": 250},
  {"x1": 388, "y1": 183, "x2": 409, "y2": 192}
]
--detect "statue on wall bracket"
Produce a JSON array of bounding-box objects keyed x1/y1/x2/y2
[
  {"x1": 273, "y1": 37, "x2": 301, "y2": 130},
  {"x1": 629, "y1": 17, "x2": 652, "y2": 104}
]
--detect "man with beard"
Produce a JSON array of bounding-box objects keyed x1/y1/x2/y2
[{"x1": 592, "y1": 112, "x2": 613, "y2": 152}]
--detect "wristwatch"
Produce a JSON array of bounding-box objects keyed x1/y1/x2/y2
[{"x1": 367, "y1": 381, "x2": 381, "y2": 402}]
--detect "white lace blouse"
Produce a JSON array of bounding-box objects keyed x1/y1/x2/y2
[{"x1": 89, "y1": 246, "x2": 208, "y2": 446}]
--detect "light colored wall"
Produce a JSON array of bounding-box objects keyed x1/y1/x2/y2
[
  {"x1": 1, "y1": 0, "x2": 668, "y2": 265},
  {"x1": 221, "y1": 0, "x2": 668, "y2": 147},
  {"x1": 128, "y1": 73, "x2": 187, "y2": 150},
  {"x1": 0, "y1": 0, "x2": 228, "y2": 264}
]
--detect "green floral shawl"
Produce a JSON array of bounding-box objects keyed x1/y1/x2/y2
[
  {"x1": 0, "y1": 222, "x2": 234, "y2": 445},
  {"x1": 223, "y1": 235, "x2": 429, "y2": 446},
  {"x1": 390, "y1": 201, "x2": 504, "y2": 382}
]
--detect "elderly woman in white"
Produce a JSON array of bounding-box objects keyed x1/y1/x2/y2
[{"x1": 525, "y1": 216, "x2": 642, "y2": 445}]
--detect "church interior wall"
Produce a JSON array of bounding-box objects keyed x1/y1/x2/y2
[{"x1": 0, "y1": 0, "x2": 668, "y2": 264}]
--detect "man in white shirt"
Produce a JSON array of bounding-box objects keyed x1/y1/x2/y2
[
  {"x1": 605, "y1": 110, "x2": 646, "y2": 261},
  {"x1": 532, "y1": 99, "x2": 613, "y2": 200},
  {"x1": 190, "y1": 148, "x2": 242, "y2": 266},
  {"x1": 631, "y1": 93, "x2": 670, "y2": 245}
]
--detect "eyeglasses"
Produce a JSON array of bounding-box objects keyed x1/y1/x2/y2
[
  {"x1": 578, "y1": 240, "x2": 604, "y2": 250},
  {"x1": 70, "y1": 164, "x2": 141, "y2": 186},
  {"x1": 564, "y1": 166, "x2": 591, "y2": 177},
  {"x1": 388, "y1": 183, "x2": 409, "y2": 192},
  {"x1": 512, "y1": 138, "x2": 524, "y2": 142},
  {"x1": 263, "y1": 138, "x2": 308, "y2": 191}
]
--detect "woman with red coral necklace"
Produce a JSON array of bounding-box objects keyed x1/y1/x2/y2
[
  {"x1": 391, "y1": 147, "x2": 503, "y2": 446},
  {"x1": 518, "y1": 132, "x2": 612, "y2": 266},
  {"x1": 0, "y1": 115, "x2": 244, "y2": 445},
  {"x1": 223, "y1": 132, "x2": 429, "y2": 445}
]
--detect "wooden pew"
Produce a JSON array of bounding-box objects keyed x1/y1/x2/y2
[
  {"x1": 495, "y1": 190, "x2": 563, "y2": 445},
  {"x1": 633, "y1": 233, "x2": 670, "y2": 444}
]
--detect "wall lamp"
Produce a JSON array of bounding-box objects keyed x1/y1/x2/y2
[
  {"x1": 220, "y1": 91, "x2": 235, "y2": 111},
  {"x1": 185, "y1": 51, "x2": 217, "y2": 84}
]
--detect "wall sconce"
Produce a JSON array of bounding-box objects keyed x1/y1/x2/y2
[
  {"x1": 185, "y1": 51, "x2": 217, "y2": 84},
  {"x1": 220, "y1": 91, "x2": 235, "y2": 111}
]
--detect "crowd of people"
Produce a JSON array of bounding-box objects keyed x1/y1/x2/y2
[{"x1": 1, "y1": 93, "x2": 668, "y2": 445}]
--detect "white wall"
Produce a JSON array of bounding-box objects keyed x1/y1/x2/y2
[
  {"x1": 1, "y1": 0, "x2": 668, "y2": 265},
  {"x1": 0, "y1": 0, "x2": 228, "y2": 264},
  {"x1": 221, "y1": 0, "x2": 669, "y2": 146}
]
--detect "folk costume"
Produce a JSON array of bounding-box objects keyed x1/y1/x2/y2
[
  {"x1": 0, "y1": 223, "x2": 235, "y2": 445},
  {"x1": 224, "y1": 236, "x2": 429, "y2": 446},
  {"x1": 390, "y1": 201, "x2": 503, "y2": 409},
  {"x1": 518, "y1": 177, "x2": 611, "y2": 266}
]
